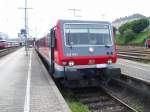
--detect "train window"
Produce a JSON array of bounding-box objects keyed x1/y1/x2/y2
[
  {"x1": 64, "y1": 24, "x2": 112, "y2": 47},
  {"x1": 89, "y1": 29, "x2": 111, "y2": 45}
]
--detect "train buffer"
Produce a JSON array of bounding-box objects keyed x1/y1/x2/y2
[{"x1": 0, "y1": 47, "x2": 71, "y2": 112}]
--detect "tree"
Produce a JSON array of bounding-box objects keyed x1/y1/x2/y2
[
  {"x1": 118, "y1": 22, "x2": 132, "y2": 35},
  {"x1": 118, "y1": 18, "x2": 149, "y2": 34},
  {"x1": 131, "y1": 19, "x2": 149, "y2": 33},
  {"x1": 123, "y1": 29, "x2": 136, "y2": 43}
]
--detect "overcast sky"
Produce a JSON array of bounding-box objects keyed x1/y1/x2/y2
[{"x1": 0, "y1": 0, "x2": 149, "y2": 38}]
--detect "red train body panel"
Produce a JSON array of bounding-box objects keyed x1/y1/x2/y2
[
  {"x1": 146, "y1": 39, "x2": 150, "y2": 47},
  {"x1": 0, "y1": 41, "x2": 8, "y2": 49}
]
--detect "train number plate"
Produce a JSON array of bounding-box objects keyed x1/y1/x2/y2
[{"x1": 96, "y1": 64, "x2": 107, "y2": 68}]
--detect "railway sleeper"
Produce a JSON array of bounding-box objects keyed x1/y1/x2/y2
[
  {"x1": 89, "y1": 104, "x2": 126, "y2": 112},
  {"x1": 88, "y1": 100, "x2": 117, "y2": 107},
  {"x1": 79, "y1": 97, "x2": 110, "y2": 104},
  {"x1": 112, "y1": 76, "x2": 150, "y2": 99}
]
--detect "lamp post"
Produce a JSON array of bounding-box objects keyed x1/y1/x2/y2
[{"x1": 19, "y1": 0, "x2": 32, "y2": 56}]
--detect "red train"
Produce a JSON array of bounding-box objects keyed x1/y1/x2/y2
[
  {"x1": 146, "y1": 39, "x2": 150, "y2": 47},
  {"x1": 0, "y1": 40, "x2": 20, "y2": 49},
  {"x1": 36, "y1": 20, "x2": 120, "y2": 87},
  {"x1": 0, "y1": 40, "x2": 8, "y2": 49}
]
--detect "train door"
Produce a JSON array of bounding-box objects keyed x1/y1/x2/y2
[{"x1": 49, "y1": 29, "x2": 56, "y2": 75}]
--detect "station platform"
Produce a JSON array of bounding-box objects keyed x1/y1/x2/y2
[
  {"x1": 0, "y1": 48, "x2": 71, "y2": 112},
  {"x1": 115, "y1": 58, "x2": 150, "y2": 83}
]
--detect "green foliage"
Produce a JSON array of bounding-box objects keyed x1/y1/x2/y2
[
  {"x1": 118, "y1": 22, "x2": 132, "y2": 35},
  {"x1": 115, "y1": 33, "x2": 125, "y2": 45},
  {"x1": 68, "y1": 101, "x2": 90, "y2": 112},
  {"x1": 116, "y1": 27, "x2": 150, "y2": 46},
  {"x1": 118, "y1": 19, "x2": 149, "y2": 35},
  {"x1": 60, "y1": 89, "x2": 90, "y2": 112},
  {"x1": 117, "y1": 18, "x2": 149, "y2": 45},
  {"x1": 131, "y1": 19, "x2": 149, "y2": 33},
  {"x1": 129, "y1": 30, "x2": 149, "y2": 45},
  {"x1": 123, "y1": 29, "x2": 136, "y2": 43}
]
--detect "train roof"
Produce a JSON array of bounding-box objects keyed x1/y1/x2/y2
[{"x1": 58, "y1": 19, "x2": 111, "y2": 25}]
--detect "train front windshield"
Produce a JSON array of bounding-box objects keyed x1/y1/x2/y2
[{"x1": 64, "y1": 24, "x2": 112, "y2": 47}]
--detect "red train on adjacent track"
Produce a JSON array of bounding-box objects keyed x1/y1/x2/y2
[
  {"x1": 0, "y1": 40, "x2": 7, "y2": 49},
  {"x1": 0, "y1": 40, "x2": 20, "y2": 49},
  {"x1": 0, "y1": 34, "x2": 21, "y2": 49},
  {"x1": 146, "y1": 38, "x2": 150, "y2": 47},
  {"x1": 36, "y1": 20, "x2": 120, "y2": 87}
]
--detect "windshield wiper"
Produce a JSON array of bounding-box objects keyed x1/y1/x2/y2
[
  {"x1": 67, "y1": 30, "x2": 72, "y2": 49},
  {"x1": 104, "y1": 44, "x2": 110, "y2": 48}
]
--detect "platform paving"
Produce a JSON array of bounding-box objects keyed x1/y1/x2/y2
[
  {"x1": 0, "y1": 48, "x2": 71, "y2": 112},
  {"x1": 115, "y1": 58, "x2": 150, "y2": 83}
]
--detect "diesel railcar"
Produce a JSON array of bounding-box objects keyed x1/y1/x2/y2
[{"x1": 36, "y1": 20, "x2": 120, "y2": 87}]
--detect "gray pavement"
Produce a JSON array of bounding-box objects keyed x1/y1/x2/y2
[
  {"x1": 0, "y1": 48, "x2": 71, "y2": 112},
  {"x1": 0, "y1": 48, "x2": 29, "y2": 112},
  {"x1": 115, "y1": 58, "x2": 150, "y2": 83}
]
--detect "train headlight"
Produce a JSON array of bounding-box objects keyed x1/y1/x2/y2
[
  {"x1": 68, "y1": 61, "x2": 74, "y2": 66},
  {"x1": 89, "y1": 47, "x2": 94, "y2": 53},
  {"x1": 107, "y1": 59, "x2": 112, "y2": 64},
  {"x1": 62, "y1": 61, "x2": 67, "y2": 65}
]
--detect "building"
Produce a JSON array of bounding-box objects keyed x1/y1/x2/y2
[
  {"x1": 112, "y1": 13, "x2": 146, "y2": 29},
  {"x1": 0, "y1": 32, "x2": 8, "y2": 40}
]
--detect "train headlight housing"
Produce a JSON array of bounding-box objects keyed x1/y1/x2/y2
[
  {"x1": 68, "y1": 61, "x2": 74, "y2": 66},
  {"x1": 107, "y1": 59, "x2": 112, "y2": 64},
  {"x1": 62, "y1": 61, "x2": 67, "y2": 66}
]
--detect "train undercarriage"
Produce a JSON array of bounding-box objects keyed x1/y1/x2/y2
[{"x1": 53, "y1": 67, "x2": 121, "y2": 88}]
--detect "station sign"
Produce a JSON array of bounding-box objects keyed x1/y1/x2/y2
[{"x1": 20, "y1": 29, "x2": 26, "y2": 35}]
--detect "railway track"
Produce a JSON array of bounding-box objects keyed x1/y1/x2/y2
[
  {"x1": 117, "y1": 46, "x2": 150, "y2": 62},
  {"x1": 39, "y1": 45, "x2": 149, "y2": 112},
  {"x1": 101, "y1": 73, "x2": 150, "y2": 112},
  {"x1": 70, "y1": 87, "x2": 135, "y2": 112},
  {"x1": 59, "y1": 72, "x2": 150, "y2": 112},
  {"x1": 0, "y1": 47, "x2": 20, "y2": 57}
]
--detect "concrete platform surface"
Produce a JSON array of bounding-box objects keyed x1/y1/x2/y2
[
  {"x1": 0, "y1": 48, "x2": 71, "y2": 112},
  {"x1": 115, "y1": 58, "x2": 150, "y2": 83}
]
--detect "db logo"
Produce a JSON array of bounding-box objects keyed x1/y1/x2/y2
[{"x1": 88, "y1": 59, "x2": 95, "y2": 64}]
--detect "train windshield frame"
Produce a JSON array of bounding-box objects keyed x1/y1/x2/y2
[{"x1": 64, "y1": 23, "x2": 113, "y2": 47}]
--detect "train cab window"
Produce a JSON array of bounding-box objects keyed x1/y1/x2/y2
[
  {"x1": 64, "y1": 24, "x2": 112, "y2": 47},
  {"x1": 89, "y1": 28, "x2": 111, "y2": 45}
]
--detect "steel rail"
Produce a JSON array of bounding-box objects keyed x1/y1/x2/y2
[
  {"x1": 100, "y1": 85, "x2": 138, "y2": 112},
  {"x1": 0, "y1": 47, "x2": 20, "y2": 57}
]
